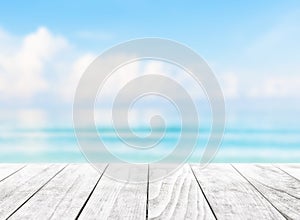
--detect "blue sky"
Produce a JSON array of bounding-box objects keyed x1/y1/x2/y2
[
  {"x1": 1, "y1": 1, "x2": 299, "y2": 55},
  {"x1": 0, "y1": 1, "x2": 300, "y2": 128},
  {"x1": 1, "y1": 1, "x2": 300, "y2": 163}
]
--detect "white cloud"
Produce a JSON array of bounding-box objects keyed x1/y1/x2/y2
[
  {"x1": 0, "y1": 27, "x2": 69, "y2": 99},
  {"x1": 1, "y1": 25, "x2": 298, "y2": 105},
  {"x1": 215, "y1": 71, "x2": 300, "y2": 99},
  {"x1": 18, "y1": 109, "x2": 48, "y2": 128},
  {"x1": 219, "y1": 73, "x2": 239, "y2": 99},
  {"x1": 218, "y1": 12, "x2": 300, "y2": 100},
  {"x1": 0, "y1": 108, "x2": 48, "y2": 128},
  {"x1": 248, "y1": 75, "x2": 300, "y2": 98},
  {"x1": 1, "y1": 25, "x2": 300, "y2": 129},
  {"x1": 59, "y1": 53, "x2": 97, "y2": 101},
  {"x1": 96, "y1": 59, "x2": 208, "y2": 104}
]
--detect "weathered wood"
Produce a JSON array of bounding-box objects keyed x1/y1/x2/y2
[
  {"x1": 0, "y1": 164, "x2": 25, "y2": 182},
  {"x1": 78, "y1": 163, "x2": 148, "y2": 220},
  {"x1": 148, "y1": 164, "x2": 215, "y2": 220},
  {"x1": 233, "y1": 164, "x2": 300, "y2": 219},
  {"x1": 0, "y1": 163, "x2": 299, "y2": 219},
  {"x1": 0, "y1": 164, "x2": 66, "y2": 219},
  {"x1": 9, "y1": 164, "x2": 106, "y2": 220},
  {"x1": 275, "y1": 164, "x2": 300, "y2": 181},
  {"x1": 191, "y1": 164, "x2": 284, "y2": 220}
]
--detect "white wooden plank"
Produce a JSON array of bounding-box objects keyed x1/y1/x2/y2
[
  {"x1": 275, "y1": 164, "x2": 300, "y2": 180},
  {"x1": 9, "y1": 164, "x2": 106, "y2": 220},
  {"x1": 78, "y1": 163, "x2": 148, "y2": 220},
  {"x1": 191, "y1": 164, "x2": 284, "y2": 220},
  {"x1": 0, "y1": 164, "x2": 66, "y2": 219},
  {"x1": 233, "y1": 164, "x2": 300, "y2": 219},
  {"x1": 0, "y1": 164, "x2": 25, "y2": 182},
  {"x1": 148, "y1": 164, "x2": 215, "y2": 220}
]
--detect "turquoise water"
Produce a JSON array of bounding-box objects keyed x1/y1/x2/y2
[{"x1": 0, "y1": 126, "x2": 299, "y2": 163}]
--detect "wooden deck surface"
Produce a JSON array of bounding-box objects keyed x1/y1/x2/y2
[{"x1": 0, "y1": 164, "x2": 299, "y2": 220}]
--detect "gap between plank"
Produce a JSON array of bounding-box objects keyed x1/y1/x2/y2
[
  {"x1": 272, "y1": 164, "x2": 300, "y2": 182},
  {"x1": 189, "y1": 164, "x2": 218, "y2": 220},
  {"x1": 6, "y1": 164, "x2": 68, "y2": 219},
  {"x1": 75, "y1": 164, "x2": 109, "y2": 220},
  {"x1": 230, "y1": 164, "x2": 288, "y2": 220},
  {"x1": 146, "y1": 164, "x2": 149, "y2": 220},
  {"x1": 0, "y1": 165, "x2": 27, "y2": 183}
]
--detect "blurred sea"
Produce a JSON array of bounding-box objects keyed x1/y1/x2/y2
[{"x1": 0, "y1": 125, "x2": 299, "y2": 163}]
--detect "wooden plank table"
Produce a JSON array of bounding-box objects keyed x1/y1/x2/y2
[{"x1": 0, "y1": 164, "x2": 299, "y2": 220}]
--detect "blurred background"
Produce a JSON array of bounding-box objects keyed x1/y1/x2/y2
[{"x1": 0, "y1": 0, "x2": 299, "y2": 162}]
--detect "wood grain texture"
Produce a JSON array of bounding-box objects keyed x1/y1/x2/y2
[
  {"x1": 0, "y1": 164, "x2": 25, "y2": 182},
  {"x1": 0, "y1": 164, "x2": 66, "y2": 219},
  {"x1": 148, "y1": 164, "x2": 215, "y2": 220},
  {"x1": 0, "y1": 163, "x2": 299, "y2": 219},
  {"x1": 233, "y1": 164, "x2": 300, "y2": 219},
  {"x1": 78, "y1": 164, "x2": 148, "y2": 220},
  {"x1": 191, "y1": 164, "x2": 284, "y2": 220},
  {"x1": 275, "y1": 164, "x2": 300, "y2": 180},
  {"x1": 9, "y1": 164, "x2": 106, "y2": 220}
]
